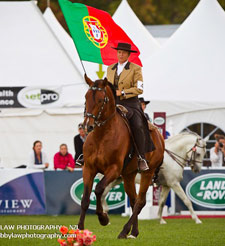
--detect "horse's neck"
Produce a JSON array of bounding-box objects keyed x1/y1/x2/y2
[{"x1": 166, "y1": 135, "x2": 195, "y2": 158}]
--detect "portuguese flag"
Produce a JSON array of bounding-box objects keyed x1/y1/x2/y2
[{"x1": 59, "y1": 0, "x2": 142, "y2": 66}]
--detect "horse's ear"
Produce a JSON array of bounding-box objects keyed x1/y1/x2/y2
[
  {"x1": 102, "y1": 77, "x2": 108, "y2": 87},
  {"x1": 84, "y1": 73, "x2": 94, "y2": 87}
]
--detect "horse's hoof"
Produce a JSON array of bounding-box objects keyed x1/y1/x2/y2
[
  {"x1": 98, "y1": 213, "x2": 109, "y2": 226},
  {"x1": 127, "y1": 235, "x2": 136, "y2": 239},
  {"x1": 78, "y1": 224, "x2": 84, "y2": 230},
  {"x1": 117, "y1": 233, "x2": 127, "y2": 239},
  {"x1": 195, "y1": 219, "x2": 202, "y2": 224},
  {"x1": 160, "y1": 219, "x2": 167, "y2": 224}
]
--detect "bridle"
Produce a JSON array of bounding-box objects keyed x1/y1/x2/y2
[
  {"x1": 165, "y1": 138, "x2": 206, "y2": 169},
  {"x1": 84, "y1": 86, "x2": 115, "y2": 129}
]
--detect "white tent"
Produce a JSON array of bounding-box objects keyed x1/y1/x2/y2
[
  {"x1": 113, "y1": 0, "x2": 160, "y2": 63},
  {"x1": 144, "y1": 0, "x2": 225, "y2": 103},
  {"x1": 0, "y1": 1, "x2": 87, "y2": 167},
  {"x1": 43, "y1": 7, "x2": 84, "y2": 75},
  {"x1": 0, "y1": 1, "x2": 87, "y2": 108},
  {"x1": 143, "y1": 0, "x2": 225, "y2": 135},
  {"x1": 0, "y1": 1, "x2": 83, "y2": 87}
]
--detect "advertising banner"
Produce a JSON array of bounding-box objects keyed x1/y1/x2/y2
[
  {"x1": 176, "y1": 169, "x2": 225, "y2": 212},
  {"x1": 0, "y1": 86, "x2": 61, "y2": 108},
  {"x1": 44, "y1": 170, "x2": 125, "y2": 215},
  {"x1": 0, "y1": 169, "x2": 46, "y2": 215},
  {"x1": 153, "y1": 112, "x2": 166, "y2": 139}
]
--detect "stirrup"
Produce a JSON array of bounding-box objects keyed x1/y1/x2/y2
[
  {"x1": 137, "y1": 156, "x2": 149, "y2": 172},
  {"x1": 76, "y1": 154, "x2": 84, "y2": 166}
]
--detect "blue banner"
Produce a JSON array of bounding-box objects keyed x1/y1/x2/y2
[{"x1": 0, "y1": 169, "x2": 46, "y2": 215}]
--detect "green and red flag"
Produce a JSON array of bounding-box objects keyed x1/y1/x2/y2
[{"x1": 59, "y1": 0, "x2": 142, "y2": 66}]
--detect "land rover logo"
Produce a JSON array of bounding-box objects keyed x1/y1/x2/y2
[
  {"x1": 154, "y1": 117, "x2": 165, "y2": 126},
  {"x1": 17, "y1": 87, "x2": 59, "y2": 107},
  {"x1": 70, "y1": 177, "x2": 125, "y2": 210},
  {"x1": 186, "y1": 173, "x2": 225, "y2": 209}
]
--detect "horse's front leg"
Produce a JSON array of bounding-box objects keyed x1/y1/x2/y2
[
  {"x1": 78, "y1": 165, "x2": 96, "y2": 230},
  {"x1": 95, "y1": 164, "x2": 121, "y2": 226},
  {"x1": 118, "y1": 171, "x2": 137, "y2": 239},
  {"x1": 118, "y1": 170, "x2": 153, "y2": 239}
]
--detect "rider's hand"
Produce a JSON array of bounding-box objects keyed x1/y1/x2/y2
[{"x1": 116, "y1": 90, "x2": 122, "y2": 96}]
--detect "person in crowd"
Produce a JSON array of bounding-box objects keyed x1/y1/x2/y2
[
  {"x1": 139, "y1": 97, "x2": 151, "y2": 122},
  {"x1": 74, "y1": 123, "x2": 87, "y2": 166},
  {"x1": 27, "y1": 140, "x2": 49, "y2": 169},
  {"x1": 54, "y1": 144, "x2": 75, "y2": 172},
  {"x1": 210, "y1": 134, "x2": 225, "y2": 167}
]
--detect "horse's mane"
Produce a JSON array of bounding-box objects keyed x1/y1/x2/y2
[
  {"x1": 107, "y1": 82, "x2": 116, "y2": 101},
  {"x1": 166, "y1": 130, "x2": 201, "y2": 144}
]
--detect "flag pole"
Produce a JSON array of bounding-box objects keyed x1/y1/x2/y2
[{"x1": 80, "y1": 59, "x2": 87, "y2": 75}]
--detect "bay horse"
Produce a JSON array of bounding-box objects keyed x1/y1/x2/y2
[
  {"x1": 78, "y1": 74, "x2": 164, "y2": 239},
  {"x1": 100, "y1": 132, "x2": 206, "y2": 224}
]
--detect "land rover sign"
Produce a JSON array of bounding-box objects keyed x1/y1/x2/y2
[
  {"x1": 186, "y1": 173, "x2": 225, "y2": 209},
  {"x1": 70, "y1": 177, "x2": 125, "y2": 210}
]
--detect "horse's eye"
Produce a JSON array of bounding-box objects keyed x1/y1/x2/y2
[{"x1": 98, "y1": 99, "x2": 103, "y2": 103}]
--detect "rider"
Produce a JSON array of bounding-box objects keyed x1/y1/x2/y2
[{"x1": 107, "y1": 42, "x2": 155, "y2": 172}]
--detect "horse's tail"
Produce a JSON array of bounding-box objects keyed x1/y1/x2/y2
[{"x1": 153, "y1": 157, "x2": 164, "y2": 184}]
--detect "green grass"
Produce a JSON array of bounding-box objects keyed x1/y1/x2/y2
[{"x1": 0, "y1": 215, "x2": 225, "y2": 246}]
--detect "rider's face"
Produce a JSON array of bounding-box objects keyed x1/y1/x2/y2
[{"x1": 117, "y1": 50, "x2": 130, "y2": 64}]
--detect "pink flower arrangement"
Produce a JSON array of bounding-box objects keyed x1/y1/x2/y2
[{"x1": 58, "y1": 226, "x2": 96, "y2": 246}]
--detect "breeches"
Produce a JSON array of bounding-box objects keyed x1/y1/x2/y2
[{"x1": 126, "y1": 107, "x2": 146, "y2": 156}]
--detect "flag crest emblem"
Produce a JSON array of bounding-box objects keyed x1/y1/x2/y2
[{"x1": 83, "y1": 16, "x2": 108, "y2": 49}]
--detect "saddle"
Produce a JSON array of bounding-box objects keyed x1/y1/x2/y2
[{"x1": 116, "y1": 104, "x2": 158, "y2": 132}]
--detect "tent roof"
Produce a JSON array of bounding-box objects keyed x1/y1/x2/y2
[
  {"x1": 43, "y1": 7, "x2": 84, "y2": 75},
  {"x1": 144, "y1": 0, "x2": 225, "y2": 104},
  {"x1": 113, "y1": 0, "x2": 160, "y2": 63},
  {"x1": 0, "y1": 1, "x2": 83, "y2": 86}
]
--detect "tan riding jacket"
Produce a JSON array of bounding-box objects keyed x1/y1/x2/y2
[{"x1": 107, "y1": 62, "x2": 143, "y2": 100}]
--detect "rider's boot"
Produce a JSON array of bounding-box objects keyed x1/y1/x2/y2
[{"x1": 138, "y1": 155, "x2": 149, "y2": 172}]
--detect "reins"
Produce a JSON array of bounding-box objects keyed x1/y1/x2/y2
[
  {"x1": 165, "y1": 139, "x2": 205, "y2": 169},
  {"x1": 84, "y1": 86, "x2": 115, "y2": 129}
]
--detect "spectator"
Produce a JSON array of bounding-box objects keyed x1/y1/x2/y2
[
  {"x1": 54, "y1": 144, "x2": 75, "y2": 172},
  {"x1": 210, "y1": 134, "x2": 225, "y2": 167},
  {"x1": 139, "y1": 97, "x2": 151, "y2": 122},
  {"x1": 74, "y1": 123, "x2": 87, "y2": 165},
  {"x1": 27, "y1": 140, "x2": 49, "y2": 169}
]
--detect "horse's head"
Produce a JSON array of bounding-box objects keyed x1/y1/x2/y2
[
  {"x1": 186, "y1": 135, "x2": 206, "y2": 173},
  {"x1": 83, "y1": 74, "x2": 116, "y2": 133}
]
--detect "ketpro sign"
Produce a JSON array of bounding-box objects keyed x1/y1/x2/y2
[
  {"x1": 17, "y1": 87, "x2": 60, "y2": 107},
  {"x1": 0, "y1": 87, "x2": 60, "y2": 108},
  {"x1": 70, "y1": 177, "x2": 125, "y2": 210},
  {"x1": 186, "y1": 173, "x2": 225, "y2": 209}
]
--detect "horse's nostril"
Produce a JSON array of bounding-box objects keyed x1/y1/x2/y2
[{"x1": 87, "y1": 125, "x2": 94, "y2": 132}]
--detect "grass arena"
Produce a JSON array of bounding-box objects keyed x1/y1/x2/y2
[{"x1": 0, "y1": 215, "x2": 225, "y2": 246}]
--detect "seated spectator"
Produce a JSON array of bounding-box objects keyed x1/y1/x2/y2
[
  {"x1": 210, "y1": 134, "x2": 225, "y2": 167},
  {"x1": 74, "y1": 123, "x2": 87, "y2": 165},
  {"x1": 27, "y1": 140, "x2": 49, "y2": 169},
  {"x1": 54, "y1": 144, "x2": 75, "y2": 172}
]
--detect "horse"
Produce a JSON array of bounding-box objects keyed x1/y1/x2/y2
[
  {"x1": 100, "y1": 131, "x2": 206, "y2": 224},
  {"x1": 78, "y1": 74, "x2": 164, "y2": 239}
]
